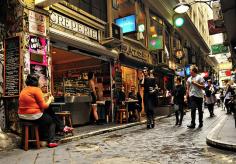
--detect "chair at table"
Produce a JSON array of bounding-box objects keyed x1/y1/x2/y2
[
  {"x1": 51, "y1": 101, "x2": 73, "y2": 135},
  {"x1": 115, "y1": 103, "x2": 128, "y2": 124}
]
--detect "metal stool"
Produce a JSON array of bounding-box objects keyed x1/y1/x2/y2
[{"x1": 21, "y1": 121, "x2": 40, "y2": 151}]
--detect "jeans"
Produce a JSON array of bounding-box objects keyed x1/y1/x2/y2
[
  {"x1": 190, "y1": 96, "x2": 203, "y2": 126},
  {"x1": 25, "y1": 113, "x2": 56, "y2": 143},
  {"x1": 175, "y1": 103, "x2": 184, "y2": 124}
]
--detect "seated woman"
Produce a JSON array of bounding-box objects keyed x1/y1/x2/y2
[
  {"x1": 18, "y1": 74, "x2": 57, "y2": 148},
  {"x1": 128, "y1": 85, "x2": 142, "y2": 122},
  {"x1": 41, "y1": 85, "x2": 73, "y2": 133}
]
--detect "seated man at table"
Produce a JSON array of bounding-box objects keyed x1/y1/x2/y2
[{"x1": 128, "y1": 85, "x2": 142, "y2": 122}]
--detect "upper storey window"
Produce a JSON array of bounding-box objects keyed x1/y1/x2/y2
[{"x1": 67, "y1": 0, "x2": 107, "y2": 21}]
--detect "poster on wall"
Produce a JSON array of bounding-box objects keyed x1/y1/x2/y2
[
  {"x1": 30, "y1": 64, "x2": 48, "y2": 87},
  {"x1": 28, "y1": 10, "x2": 47, "y2": 36},
  {"x1": 4, "y1": 36, "x2": 20, "y2": 97},
  {"x1": 29, "y1": 35, "x2": 48, "y2": 65},
  {"x1": 149, "y1": 36, "x2": 164, "y2": 50}
]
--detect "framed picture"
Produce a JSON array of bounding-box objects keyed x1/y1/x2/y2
[{"x1": 112, "y1": 0, "x2": 119, "y2": 9}]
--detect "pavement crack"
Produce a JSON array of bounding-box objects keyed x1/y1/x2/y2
[
  {"x1": 52, "y1": 149, "x2": 55, "y2": 164},
  {"x1": 34, "y1": 153, "x2": 39, "y2": 164}
]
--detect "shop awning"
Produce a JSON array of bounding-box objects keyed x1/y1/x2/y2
[
  {"x1": 49, "y1": 28, "x2": 118, "y2": 59},
  {"x1": 119, "y1": 53, "x2": 154, "y2": 70},
  {"x1": 155, "y1": 64, "x2": 175, "y2": 76}
]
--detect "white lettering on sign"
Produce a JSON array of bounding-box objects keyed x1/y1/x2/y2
[
  {"x1": 120, "y1": 43, "x2": 147, "y2": 62},
  {"x1": 50, "y1": 12, "x2": 98, "y2": 40}
]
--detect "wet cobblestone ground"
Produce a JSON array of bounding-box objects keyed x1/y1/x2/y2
[{"x1": 1, "y1": 107, "x2": 236, "y2": 164}]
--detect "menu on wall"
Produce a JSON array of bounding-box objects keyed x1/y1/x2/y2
[
  {"x1": 4, "y1": 36, "x2": 20, "y2": 97},
  {"x1": 64, "y1": 77, "x2": 90, "y2": 96}
]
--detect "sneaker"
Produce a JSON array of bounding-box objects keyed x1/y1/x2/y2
[
  {"x1": 63, "y1": 126, "x2": 74, "y2": 133},
  {"x1": 48, "y1": 142, "x2": 58, "y2": 148}
]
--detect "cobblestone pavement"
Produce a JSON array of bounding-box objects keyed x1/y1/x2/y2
[{"x1": 1, "y1": 107, "x2": 236, "y2": 164}]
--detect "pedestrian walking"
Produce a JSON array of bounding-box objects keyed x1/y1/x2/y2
[
  {"x1": 186, "y1": 65, "x2": 205, "y2": 129},
  {"x1": 143, "y1": 67, "x2": 158, "y2": 129},
  {"x1": 224, "y1": 81, "x2": 235, "y2": 114},
  {"x1": 205, "y1": 79, "x2": 216, "y2": 117},
  {"x1": 172, "y1": 76, "x2": 185, "y2": 126}
]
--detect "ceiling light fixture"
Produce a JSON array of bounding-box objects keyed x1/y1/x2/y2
[{"x1": 173, "y1": 0, "x2": 214, "y2": 14}]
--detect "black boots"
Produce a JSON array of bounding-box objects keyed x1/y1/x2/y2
[
  {"x1": 147, "y1": 119, "x2": 155, "y2": 129},
  {"x1": 187, "y1": 124, "x2": 195, "y2": 128}
]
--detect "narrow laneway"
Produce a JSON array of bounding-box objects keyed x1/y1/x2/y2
[{"x1": 1, "y1": 107, "x2": 236, "y2": 164}]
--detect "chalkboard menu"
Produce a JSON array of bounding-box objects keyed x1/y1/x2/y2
[
  {"x1": 4, "y1": 36, "x2": 20, "y2": 97},
  {"x1": 64, "y1": 77, "x2": 90, "y2": 96}
]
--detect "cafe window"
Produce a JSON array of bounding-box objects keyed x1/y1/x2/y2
[
  {"x1": 67, "y1": 0, "x2": 107, "y2": 21},
  {"x1": 136, "y1": 1, "x2": 147, "y2": 45},
  {"x1": 113, "y1": 0, "x2": 136, "y2": 39}
]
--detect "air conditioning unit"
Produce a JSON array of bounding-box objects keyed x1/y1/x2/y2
[{"x1": 101, "y1": 23, "x2": 123, "y2": 48}]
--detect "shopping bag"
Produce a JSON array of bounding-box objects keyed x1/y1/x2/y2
[{"x1": 173, "y1": 104, "x2": 179, "y2": 112}]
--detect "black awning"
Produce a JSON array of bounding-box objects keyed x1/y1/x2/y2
[
  {"x1": 119, "y1": 53, "x2": 154, "y2": 70},
  {"x1": 154, "y1": 64, "x2": 175, "y2": 76}
]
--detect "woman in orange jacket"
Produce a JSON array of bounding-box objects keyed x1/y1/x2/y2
[{"x1": 18, "y1": 74, "x2": 58, "y2": 148}]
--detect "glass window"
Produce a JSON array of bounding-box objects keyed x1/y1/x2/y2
[{"x1": 67, "y1": 0, "x2": 107, "y2": 21}]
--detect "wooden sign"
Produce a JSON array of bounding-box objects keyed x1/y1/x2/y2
[{"x1": 4, "y1": 36, "x2": 21, "y2": 97}]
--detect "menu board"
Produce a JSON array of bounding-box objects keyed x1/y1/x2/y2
[
  {"x1": 64, "y1": 77, "x2": 90, "y2": 96},
  {"x1": 4, "y1": 36, "x2": 20, "y2": 97}
]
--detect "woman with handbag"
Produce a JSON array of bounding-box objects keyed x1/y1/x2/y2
[
  {"x1": 205, "y1": 79, "x2": 216, "y2": 117},
  {"x1": 172, "y1": 76, "x2": 185, "y2": 126}
]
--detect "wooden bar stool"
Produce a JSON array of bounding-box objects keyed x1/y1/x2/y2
[
  {"x1": 116, "y1": 109, "x2": 128, "y2": 124},
  {"x1": 55, "y1": 111, "x2": 73, "y2": 135},
  {"x1": 21, "y1": 121, "x2": 40, "y2": 151}
]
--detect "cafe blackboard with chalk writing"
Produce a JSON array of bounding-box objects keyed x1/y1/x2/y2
[{"x1": 4, "y1": 36, "x2": 21, "y2": 97}]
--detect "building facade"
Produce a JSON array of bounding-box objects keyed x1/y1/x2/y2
[{"x1": 1, "y1": 0, "x2": 219, "y2": 131}]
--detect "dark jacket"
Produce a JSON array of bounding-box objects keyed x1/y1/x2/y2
[
  {"x1": 144, "y1": 77, "x2": 158, "y2": 106},
  {"x1": 173, "y1": 84, "x2": 185, "y2": 105}
]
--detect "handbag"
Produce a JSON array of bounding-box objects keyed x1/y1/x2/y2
[{"x1": 173, "y1": 104, "x2": 179, "y2": 112}]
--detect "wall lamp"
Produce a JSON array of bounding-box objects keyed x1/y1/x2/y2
[{"x1": 173, "y1": 0, "x2": 216, "y2": 14}]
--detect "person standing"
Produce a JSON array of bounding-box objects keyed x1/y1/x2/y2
[
  {"x1": 224, "y1": 81, "x2": 235, "y2": 114},
  {"x1": 186, "y1": 65, "x2": 205, "y2": 128},
  {"x1": 172, "y1": 77, "x2": 185, "y2": 126},
  {"x1": 205, "y1": 79, "x2": 216, "y2": 117},
  {"x1": 128, "y1": 85, "x2": 142, "y2": 122},
  {"x1": 143, "y1": 68, "x2": 158, "y2": 129},
  {"x1": 88, "y1": 72, "x2": 99, "y2": 123}
]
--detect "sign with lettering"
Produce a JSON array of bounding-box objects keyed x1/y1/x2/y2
[
  {"x1": 50, "y1": 12, "x2": 98, "y2": 41},
  {"x1": 208, "y1": 19, "x2": 225, "y2": 35},
  {"x1": 120, "y1": 43, "x2": 147, "y2": 62},
  {"x1": 28, "y1": 10, "x2": 47, "y2": 36},
  {"x1": 29, "y1": 35, "x2": 48, "y2": 66},
  {"x1": 211, "y1": 44, "x2": 229, "y2": 54},
  {"x1": 4, "y1": 36, "x2": 21, "y2": 97}
]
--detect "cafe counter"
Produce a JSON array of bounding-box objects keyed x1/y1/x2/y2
[{"x1": 53, "y1": 96, "x2": 92, "y2": 125}]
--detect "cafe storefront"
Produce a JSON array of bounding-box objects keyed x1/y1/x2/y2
[
  {"x1": 47, "y1": 5, "x2": 118, "y2": 125},
  {"x1": 117, "y1": 39, "x2": 154, "y2": 114},
  {"x1": 3, "y1": 4, "x2": 119, "y2": 131}
]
